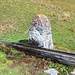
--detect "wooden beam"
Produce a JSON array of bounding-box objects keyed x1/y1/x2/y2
[{"x1": 0, "y1": 40, "x2": 75, "y2": 66}]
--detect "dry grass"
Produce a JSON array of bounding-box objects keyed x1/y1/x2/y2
[{"x1": 0, "y1": 24, "x2": 18, "y2": 35}]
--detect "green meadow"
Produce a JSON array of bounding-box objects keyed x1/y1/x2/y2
[{"x1": 0, "y1": 0, "x2": 75, "y2": 75}]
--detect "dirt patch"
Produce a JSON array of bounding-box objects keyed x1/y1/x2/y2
[
  {"x1": 0, "y1": 24, "x2": 18, "y2": 35},
  {"x1": 9, "y1": 56, "x2": 48, "y2": 71},
  {"x1": 9, "y1": 56, "x2": 48, "y2": 75},
  {"x1": 70, "y1": 27, "x2": 75, "y2": 32}
]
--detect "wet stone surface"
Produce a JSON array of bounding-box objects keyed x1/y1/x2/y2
[{"x1": 29, "y1": 14, "x2": 54, "y2": 49}]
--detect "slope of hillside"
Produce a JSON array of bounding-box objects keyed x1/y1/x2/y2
[
  {"x1": 0, "y1": 0, "x2": 75, "y2": 75},
  {"x1": 0, "y1": 0, "x2": 75, "y2": 51}
]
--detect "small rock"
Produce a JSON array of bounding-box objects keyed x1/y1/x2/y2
[
  {"x1": 71, "y1": 69, "x2": 75, "y2": 75},
  {"x1": 44, "y1": 68, "x2": 59, "y2": 75},
  {"x1": 29, "y1": 14, "x2": 54, "y2": 49}
]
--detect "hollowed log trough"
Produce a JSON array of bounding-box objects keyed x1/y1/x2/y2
[{"x1": 0, "y1": 40, "x2": 75, "y2": 66}]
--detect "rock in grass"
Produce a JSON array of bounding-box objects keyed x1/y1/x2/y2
[
  {"x1": 29, "y1": 14, "x2": 54, "y2": 49},
  {"x1": 71, "y1": 69, "x2": 75, "y2": 75},
  {"x1": 44, "y1": 68, "x2": 59, "y2": 75}
]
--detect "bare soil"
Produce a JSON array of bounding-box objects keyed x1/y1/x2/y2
[{"x1": 0, "y1": 24, "x2": 18, "y2": 35}]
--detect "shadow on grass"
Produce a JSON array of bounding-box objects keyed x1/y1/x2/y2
[{"x1": 18, "y1": 39, "x2": 28, "y2": 44}]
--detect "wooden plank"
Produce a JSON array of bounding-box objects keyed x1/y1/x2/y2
[
  {"x1": 0, "y1": 40, "x2": 75, "y2": 66},
  {"x1": 11, "y1": 43, "x2": 75, "y2": 66}
]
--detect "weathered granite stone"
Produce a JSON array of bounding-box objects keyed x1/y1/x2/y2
[{"x1": 29, "y1": 14, "x2": 54, "y2": 49}]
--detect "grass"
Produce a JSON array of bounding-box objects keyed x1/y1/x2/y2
[
  {"x1": 0, "y1": 0, "x2": 75, "y2": 75},
  {"x1": 0, "y1": 0, "x2": 75, "y2": 51}
]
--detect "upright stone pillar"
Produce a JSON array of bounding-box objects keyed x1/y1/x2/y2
[{"x1": 29, "y1": 14, "x2": 54, "y2": 49}]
